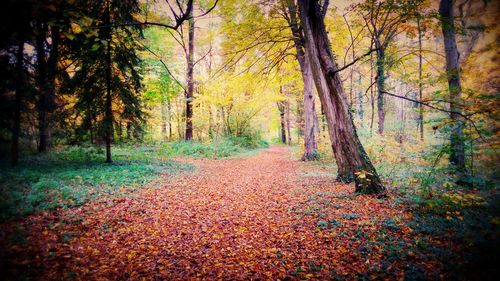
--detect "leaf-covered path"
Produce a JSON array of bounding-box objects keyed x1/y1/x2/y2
[{"x1": 2, "y1": 146, "x2": 432, "y2": 280}]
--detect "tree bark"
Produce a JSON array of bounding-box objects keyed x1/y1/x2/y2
[
  {"x1": 185, "y1": 10, "x2": 195, "y2": 141},
  {"x1": 417, "y1": 17, "x2": 424, "y2": 141},
  {"x1": 11, "y1": 40, "x2": 24, "y2": 166},
  {"x1": 278, "y1": 101, "x2": 286, "y2": 144},
  {"x1": 105, "y1": 0, "x2": 113, "y2": 163},
  {"x1": 287, "y1": 0, "x2": 319, "y2": 160},
  {"x1": 439, "y1": 0, "x2": 466, "y2": 172},
  {"x1": 298, "y1": 0, "x2": 385, "y2": 194},
  {"x1": 285, "y1": 97, "x2": 292, "y2": 145},
  {"x1": 356, "y1": 72, "x2": 364, "y2": 125},
  {"x1": 375, "y1": 46, "x2": 386, "y2": 135},
  {"x1": 35, "y1": 22, "x2": 49, "y2": 153}
]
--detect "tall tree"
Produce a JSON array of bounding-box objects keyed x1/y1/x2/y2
[
  {"x1": 185, "y1": 8, "x2": 195, "y2": 141},
  {"x1": 70, "y1": 0, "x2": 144, "y2": 162},
  {"x1": 298, "y1": 0, "x2": 385, "y2": 193},
  {"x1": 439, "y1": 0, "x2": 465, "y2": 172},
  {"x1": 285, "y1": 0, "x2": 319, "y2": 160}
]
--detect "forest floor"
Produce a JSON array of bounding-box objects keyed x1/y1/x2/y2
[{"x1": 0, "y1": 145, "x2": 497, "y2": 280}]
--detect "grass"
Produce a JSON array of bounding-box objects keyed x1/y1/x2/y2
[
  {"x1": 0, "y1": 138, "x2": 270, "y2": 221},
  {"x1": 0, "y1": 145, "x2": 194, "y2": 221}
]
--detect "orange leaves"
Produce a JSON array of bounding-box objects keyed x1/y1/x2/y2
[{"x1": 0, "y1": 146, "x2": 442, "y2": 280}]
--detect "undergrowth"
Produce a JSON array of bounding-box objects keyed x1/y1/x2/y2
[{"x1": 0, "y1": 146, "x2": 194, "y2": 221}]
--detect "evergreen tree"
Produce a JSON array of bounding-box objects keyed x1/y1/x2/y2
[{"x1": 69, "y1": 0, "x2": 144, "y2": 162}]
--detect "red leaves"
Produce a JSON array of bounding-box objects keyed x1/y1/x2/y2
[{"x1": 0, "y1": 146, "x2": 436, "y2": 280}]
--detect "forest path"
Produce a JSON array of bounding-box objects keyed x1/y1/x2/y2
[{"x1": 3, "y1": 145, "x2": 413, "y2": 280}]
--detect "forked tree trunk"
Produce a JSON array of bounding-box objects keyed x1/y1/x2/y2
[
  {"x1": 185, "y1": 10, "x2": 195, "y2": 141},
  {"x1": 439, "y1": 0, "x2": 466, "y2": 172},
  {"x1": 287, "y1": 0, "x2": 319, "y2": 160},
  {"x1": 298, "y1": 0, "x2": 385, "y2": 194}
]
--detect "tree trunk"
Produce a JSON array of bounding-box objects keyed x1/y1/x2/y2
[
  {"x1": 298, "y1": 0, "x2": 385, "y2": 194},
  {"x1": 104, "y1": 0, "x2": 113, "y2": 163},
  {"x1": 36, "y1": 23, "x2": 49, "y2": 152},
  {"x1": 185, "y1": 10, "x2": 195, "y2": 141},
  {"x1": 439, "y1": 0, "x2": 466, "y2": 172},
  {"x1": 11, "y1": 40, "x2": 24, "y2": 166},
  {"x1": 285, "y1": 97, "x2": 292, "y2": 145},
  {"x1": 167, "y1": 99, "x2": 172, "y2": 141},
  {"x1": 356, "y1": 72, "x2": 364, "y2": 125},
  {"x1": 417, "y1": 17, "x2": 424, "y2": 141},
  {"x1": 376, "y1": 47, "x2": 386, "y2": 135},
  {"x1": 278, "y1": 102, "x2": 286, "y2": 144},
  {"x1": 287, "y1": 0, "x2": 319, "y2": 160},
  {"x1": 370, "y1": 53, "x2": 375, "y2": 136}
]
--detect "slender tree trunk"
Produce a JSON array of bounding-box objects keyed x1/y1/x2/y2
[
  {"x1": 278, "y1": 102, "x2": 286, "y2": 144},
  {"x1": 376, "y1": 47, "x2": 386, "y2": 135},
  {"x1": 11, "y1": 40, "x2": 24, "y2": 166},
  {"x1": 36, "y1": 23, "x2": 49, "y2": 152},
  {"x1": 298, "y1": 0, "x2": 385, "y2": 194},
  {"x1": 357, "y1": 71, "x2": 364, "y2": 125},
  {"x1": 285, "y1": 97, "x2": 292, "y2": 145},
  {"x1": 185, "y1": 11, "x2": 195, "y2": 141},
  {"x1": 167, "y1": 99, "x2": 172, "y2": 141},
  {"x1": 287, "y1": 0, "x2": 319, "y2": 160},
  {"x1": 104, "y1": 0, "x2": 113, "y2": 163},
  {"x1": 161, "y1": 99, "x2": 167, "y2": 140},
  {"x1": 370, "y1": 53, "x2": 375, "y2": 136},
  {"x1": 417, "y1": 18, "x2": 424, "y2": 141},
  {"x1": 439, "y1": 0, "x2": 466, "y2": 172}
]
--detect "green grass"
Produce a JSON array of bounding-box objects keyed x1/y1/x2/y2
[
  {"x1": 0, "y1": 138, "x2": 269, "y2": 221},
  {"x1": 0, "y1": 145, "x2": 194, "y2": 221}
]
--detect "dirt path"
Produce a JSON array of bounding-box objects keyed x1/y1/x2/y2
[{"x1": 1, "y1": 146, "x2": 419, "y2": 280}]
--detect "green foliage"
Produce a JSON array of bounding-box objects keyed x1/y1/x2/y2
[{"x1": 0, "y1": 146, "x2": 194, "y2": 221}]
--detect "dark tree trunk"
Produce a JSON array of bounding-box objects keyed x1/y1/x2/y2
[
  {"x1": 36, "y1": 22, "x2": 49, "y2": 153},
  {"x1": 287, "y1": 0, "x2": 318, "y2": 160},
  {"x1": 185, "y1": 10, "x2": 195, "y2": 141},
  {"x1": 298, "y1": 0, "x2": 385, "y2": 194},
  {"x1": 439, "y1": 0, "x2": 465, "y2": 172},
  {"x1": 105, "y1": 0, "x2": 113, "y2": 163},
  {"x1": 417, "y1": 17, "x2": 424, "y2": 141},
  {"x1": 375, "y1": 47, "x2": 386, "y2": 135},
  {"x1": 11, "y1": 40, "x2": 24, "y2": 166}
]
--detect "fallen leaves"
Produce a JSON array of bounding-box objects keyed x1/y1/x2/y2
[{"x1": 0, "y1": 146, "x2": 442, "y2": 280}]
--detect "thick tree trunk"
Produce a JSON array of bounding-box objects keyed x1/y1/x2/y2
[
  {"x1": 439, "y1": 0, "x2": 466, "y2": 172},
  {"x1": 185, "y1": 11, "x2": 195, "y2": 141},
  {"x1": 11, "y1": 40, "x2": 24, "y2": 166},
  {"x1": 376, "y1": 47, "x2": 386, "y2": 135},
  {"x1": 287, "y1": 0, "x2": 319, "y2": 160},
  {"x1": 105, "y1": 0, "x2": 113, "y2": 163},
  {"x1": 417, "y1": 18, "x2": 424, "y2": 141},
  {"x1": 298, "y1": 0, "x2": 385, "y2": 194}
]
